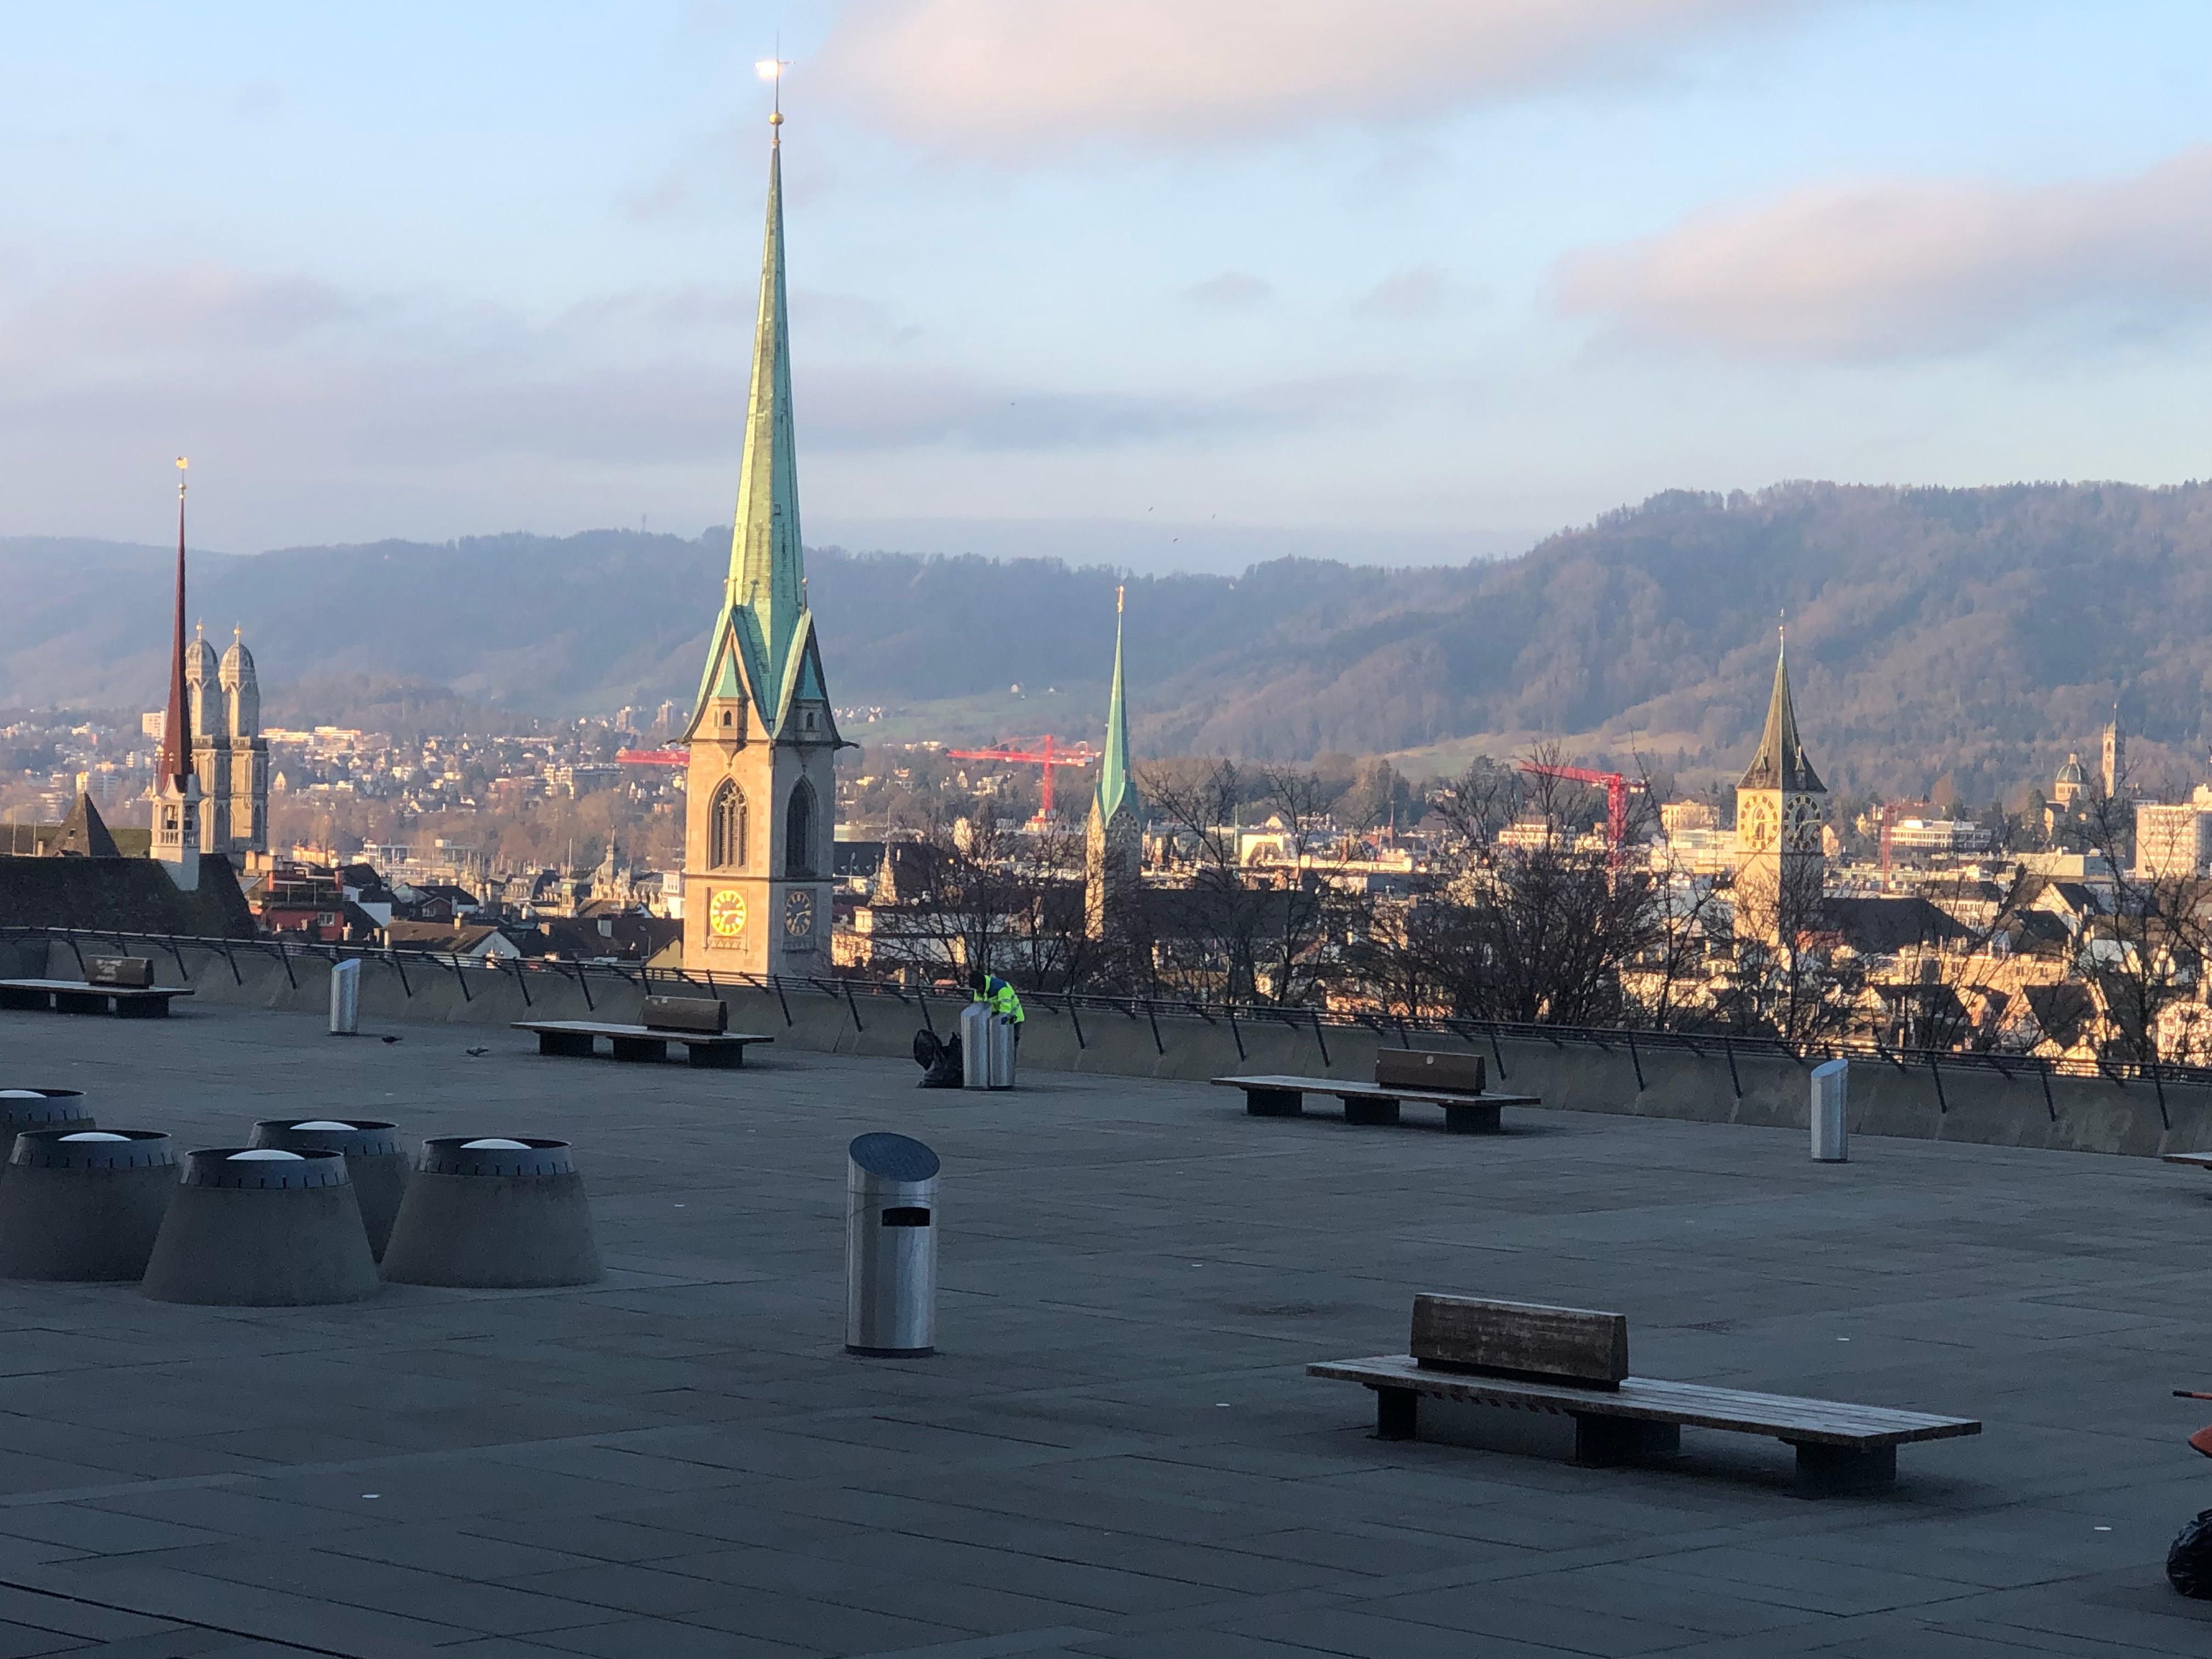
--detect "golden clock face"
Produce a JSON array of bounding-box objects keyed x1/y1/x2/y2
[{"x1": 708, "y1": 888, "x2": 748, "y2": 938}]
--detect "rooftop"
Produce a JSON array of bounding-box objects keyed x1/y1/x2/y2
[{"x1": 0, "y1": 1005, "x2": 2207, "y2": 1657}]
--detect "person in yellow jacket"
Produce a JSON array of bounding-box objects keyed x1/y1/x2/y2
[{"x1": 968, "y1": 969, "x2": 1025, "y2": 1046}]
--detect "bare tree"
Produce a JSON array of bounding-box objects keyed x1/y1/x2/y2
[
  {"x1": 858, "y1": 819, "x2": 1093, "y2": 990},
  {"x1": 1137, "y1": 760, "x2": 1370, "y2": 1005}
]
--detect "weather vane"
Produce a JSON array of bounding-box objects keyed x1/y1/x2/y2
[{"x1": 756, "y1": 48, "x2": 789, "y2": 132}]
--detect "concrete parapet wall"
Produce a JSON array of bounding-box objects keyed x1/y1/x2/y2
[{"x1": 59, "y1": 938, "x2": 2212, "y2": 1159}]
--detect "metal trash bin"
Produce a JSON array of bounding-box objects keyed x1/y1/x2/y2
[
  {"x1": 957, "y1": 1003, "x2": 1015, "y2": 1090},
  {"x1": 329, "y1": 959, "x2": 360, "y2": 1036},
  {"x1": 1810, "y1": 1058, "x2": 1849, "y2": 1163},
  {"x1": 845, "y1": 1132, "x2": 939, "y2": 1357},
  {"x1": 959, "y1": 1002, "x2": 992, "y2": 1089}
]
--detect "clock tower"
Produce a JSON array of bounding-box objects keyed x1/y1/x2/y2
[
  {"x1": 1733, "y1": 631, "x2": 1826, "y2": 939},
  {"x1": 680, "y1": 100, "x2": 840, "y2": 978}
]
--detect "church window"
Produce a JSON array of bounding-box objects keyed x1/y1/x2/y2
[
  {"x1": 709, "y1": 781, "x2": 747, "y2": 868},
  {"x1": 785, "y1": 780, "x2": 816, "y2": 877},
  {"x1": 720, "y1": 708, "x2": 733, "y2": 729}
]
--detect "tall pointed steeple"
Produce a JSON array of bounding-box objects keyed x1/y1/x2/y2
[
  {"x1": 1085, "y1": 586, "x2": 1142, "y2": 943},
  {"x1": 679, "y1": 71, "x2": 839, "y2": 979},
  {"x1": 726, "y1": 117, "x2": 804, "y2": 693},
  {"x1": 1738, "y1": 629, "x2": 1823, "y2": 794},
  {"x1": 685, "y1": 92, "x2": 833, "y2": 744},
  {"x1": 158, "y1": 460, "x2": 193, "y2": 789},
  {"x1": 1094, "y1": 585, "x2": 1135, "y2": 826}
]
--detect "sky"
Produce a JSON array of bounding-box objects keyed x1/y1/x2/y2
[{"x1": 4, "y1": 1, "x2": 2210, "y2": 573}]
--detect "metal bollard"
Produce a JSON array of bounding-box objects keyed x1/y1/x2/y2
[
  {"x1": 845, "y1": 1133, "x2": 939, "y2": 1357},
  {"x1": 329, "y1": 959, "x2": 360, "y2": 1036},
  {"x1": 1810, "y1": 1058, "x2": 1848, "y2": 1163}
]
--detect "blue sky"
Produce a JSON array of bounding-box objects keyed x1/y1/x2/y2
[{"x1": 4, "y1": 1, "x2": 2210, "y2": 571}]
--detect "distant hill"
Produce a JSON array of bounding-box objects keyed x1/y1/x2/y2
[{"x1": 9, "y1": 478, "x2": 2212, "y2": 803}]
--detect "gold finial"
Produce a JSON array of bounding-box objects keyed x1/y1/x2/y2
[
  {"x1": 176, "y1": 455, "x2": 188, "y2": 497},
  {"x1": 1116, "y1": 584, "x2": 1125, "y2": 615},
  {"x1": 757, "y1": 53, "x2": 787, "y2": 133}
]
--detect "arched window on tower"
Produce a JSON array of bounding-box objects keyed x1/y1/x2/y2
[
  {"x1": 785, "y1": 780, "x2": 816, "y2": 878},
  {"x1": 709, "y1": 781, "x2": 747, "y2": 869}
]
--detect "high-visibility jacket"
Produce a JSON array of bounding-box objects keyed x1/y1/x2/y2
[{"x1": 973, "y1": 974, "x2": 1024, "y2": 1025}]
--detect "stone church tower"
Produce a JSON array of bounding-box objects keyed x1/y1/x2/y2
[
  {"x1": 680, "y1": 105, "x2": 839, "y2": 977},
  {"x1": 188, "y1": 626, "x2": 270, "y2": 864},
  {"x1": 149, "y1": 460, "x2": 201, "y2": 891},
  {"x1": 1084, "y1": 588, "x2": 1141, "y2": 940},
  {"x1": 1733, "y1": 632, "x2": 1826, "y2": 937}
]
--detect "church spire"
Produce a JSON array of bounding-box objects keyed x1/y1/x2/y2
[
  {"x1": 1739, "y1": 627, "x2": 1824, "y2": 794},
  {"x1": 158, "y1": 458, "x2": 192, "y2": 789},
  {"x1": 724, "y1": 96, "x2": 804, "y2": 704},
  {"x1": 1095, "y1": 586, "x2": 1135, "y2": 825}
]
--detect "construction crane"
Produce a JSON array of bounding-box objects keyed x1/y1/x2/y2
[
  {"x1": 614, "y1": 747, "x2": 687, "y2": 766},
  {"x1": 945, "y1": 735, "x2": 1097, "y2": 820},
  {"x1": 1516, "y1": 759, "x2": 1645, "y2": 861}
]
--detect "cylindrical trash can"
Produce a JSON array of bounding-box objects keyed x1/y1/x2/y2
[
  {"x1": 959, "y1": 1003, "x2": 992, "y2": 1090},
  {"x1": 380, "y1": 1137, "x2": 601, "y2": 1288},
  {"x1": 0, "y1": 1130, "x2": 175, "y2": 1281},
  {"x1": 846, "y1": 1132, "x2": 939, "y2": 1357},
  {"x1": 142, "y1": 1148, "x2": 381, "y2": 1306},
  {"x1": 986, "y1": 1013, "x2": 1016, "y2": 1090},
  {"x1": 329, "y1": 958, "x2": 360, "y2": 1035},
  {"x1": 1810, "y1": 1058, "x2": 1849, "y2": 1163},
  {"x1": 248, "y1": 1120, "x2": 408, "y2": 1259},
  {"x1": 0, "y1": 1091, "x2": 92, "y2": 1165}
]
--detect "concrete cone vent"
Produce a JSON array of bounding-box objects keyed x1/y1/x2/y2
[
  {"x1": 380, "y1": 1137, "x2": 601, "y2": 1289},
  {"x1": 0, "y1": 1091, "x2": 92, "y2": 1164},
  {"x1": 247, "y1": 1119, "x2": 408, "y2": 1261},
  {"x1": 141, "y1": 1148, "x2": 381, "y2": 1307},
  {"x1": 0, "y1": 1130, "x2": 176, "y2": 1281}
]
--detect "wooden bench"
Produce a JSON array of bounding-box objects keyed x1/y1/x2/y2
[
  {"x1": 2163, "y1": 1153, "x2": 2212, "y2": 1172},
  {"x1": 0, "y1": 972, "x2": 193, "y2": 1018},
  {"x1": 513, "y1": 996, "x2": 772, "y2": 1068},
  {"x1": 1213, "y1": 1050, "x2": 1534, "y2": 1133},
  {"x1": 1310, "y1": 1294, "x2": 1980, "y2": 1496}
]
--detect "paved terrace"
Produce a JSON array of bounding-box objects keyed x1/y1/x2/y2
[{"x1": 0, "y1": 1005, "x2": 2207, "y2": 1659}]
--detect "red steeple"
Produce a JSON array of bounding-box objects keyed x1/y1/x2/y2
[{"x1": 157, "y1": 459, "x2": 192, "y2": 788}]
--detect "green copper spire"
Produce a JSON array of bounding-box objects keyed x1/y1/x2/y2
[
  {"x1": 727, "y1": 125, "x2": 803, "y2": 693},
  {"x1": 1094, "y1": 586, "x2": 1135, "y2": 824},
  {"x1": 687, "y1": 102, "x2": 834, "y2": 743}
]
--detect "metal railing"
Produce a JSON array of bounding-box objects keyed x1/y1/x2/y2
[{"x1": 6, "y1": 924, "x2": 2207, "y2": 1126}]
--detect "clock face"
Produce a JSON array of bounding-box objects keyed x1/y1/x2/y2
[
  {"x1": 783, "y1": 888, "x2": 815, "y2": 945},
  {"x1": 708, "y1": 888, "x2": 747, "y2": 938}
]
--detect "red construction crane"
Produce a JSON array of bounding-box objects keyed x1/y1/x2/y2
[
  {"x1": 615, "y1": 747, "x2": 687, "y2": 766},
  {"x1": 1517, "y1": 760, "x2": 1646, "y2": 861},
  {"x1": 945, "y1": 735, "x2": 1097, "y2": 819}
]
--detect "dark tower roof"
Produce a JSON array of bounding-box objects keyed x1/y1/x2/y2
[
  {"x1": 53, "y1": 793, "x2": 120, "y2": 859},
  {"x1": 1738, "y1": 638, "x2": 1825, "y2": 794}
]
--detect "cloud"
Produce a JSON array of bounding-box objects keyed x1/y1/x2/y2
[
  {"x1": 0, "y1": 261, "x2": 1412, "y2": 478},
  {"x1": 1356, "y1": 266, "x2": 1449, "y2": 321},
  {"x1": 1184, "y1": 272, "x2": 1273, "y2": 311},
  {"x1": 1554, "y1": 145, "x2": 2212, "y2": 359},
  {"x1": 815, "y1": 0, "x2": 1820, "y2": 149}
]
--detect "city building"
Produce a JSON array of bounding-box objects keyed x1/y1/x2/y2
[
  {"x1": 2102, "y1": 710, "x2": 2125, "y2": 799},
  {"x1": 2134, "y1": 800, "x2": 2212, "y2": 878},
  {"x1": 679, "y1": 106, "x2": 840, "y2": 977}
]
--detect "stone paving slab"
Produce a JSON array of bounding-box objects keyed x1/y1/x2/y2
[{"x1": 2, "y1": 1003, "x2": 2212, "y2": 1654}]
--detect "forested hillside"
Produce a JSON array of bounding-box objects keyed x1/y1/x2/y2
[{"x1": 7, "y1": 478, "x2": 2211, "y2": 803}]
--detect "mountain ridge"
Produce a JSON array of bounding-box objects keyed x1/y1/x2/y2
[{"x1": 7, "y1": 477, "x2": 2209, "y2": 804}]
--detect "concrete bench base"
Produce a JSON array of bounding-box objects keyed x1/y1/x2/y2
[
  {"x1": 1214, "y1": 1075, "x2": 1534, "y2": 1133},
  {"x1": 0, "y1": 980, "x2": 191, "y2": 1018},
  {"x1": 513, "y1": 1021, "x2": 771, "y2": 1068},
  {"x1": 1314, "y1": 1353, "x2": 1977, "y2": 1497}
]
